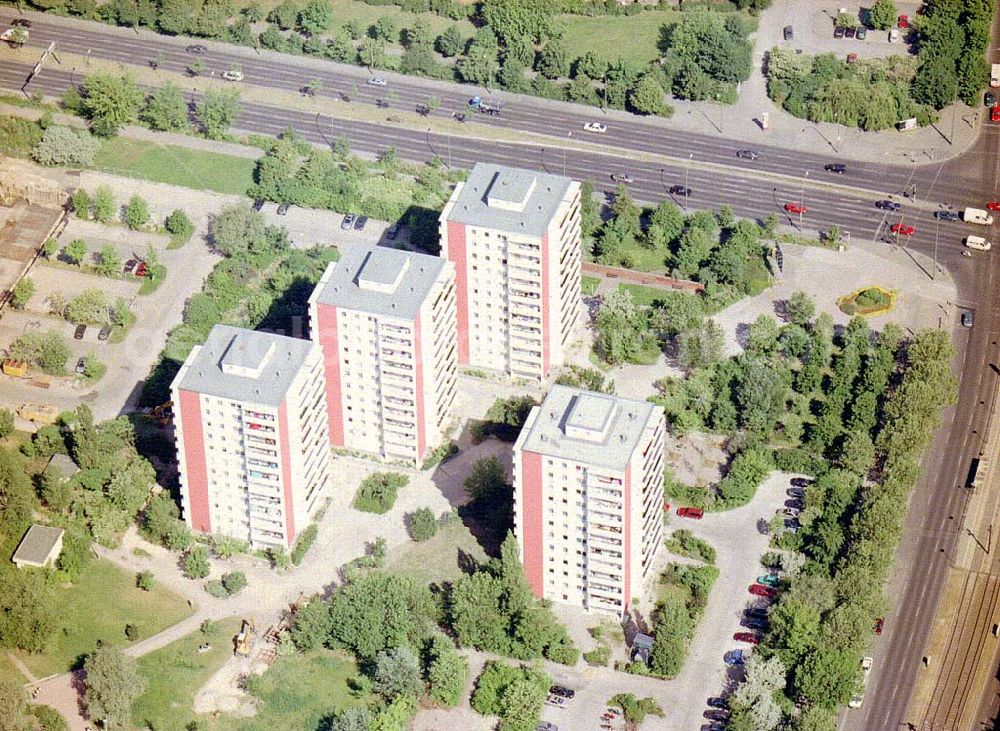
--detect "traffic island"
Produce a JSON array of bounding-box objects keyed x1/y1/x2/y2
[{"x1": 837, "y1": 285, "x2": 897, "y2": 317}]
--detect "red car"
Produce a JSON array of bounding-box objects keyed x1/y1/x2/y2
[
  {"x1": 784, "y1": 202, "x2": 807, "y2": 214},
  {"x1": 890, "y1": 223, "x2": 915, "y2": 236},
  {"x1": 733, "y1": 632, "x2": 761, "y2": 644},
  {"x1": 874, "y1": 618, "x2": 884, "y2": 635},
  {"x1": 986, "y1": 201, "x2": 1000, "y2": 211},
  {"x1": 749, "y1": 584, "x2": 777, "y2": 598},
  {"x1": 993, "y1": 105, "x2": 1000, "y2": 123},
  {"x1": 135, "y1": 261, "x2": 149, "y2": 277},
  {"x1": 897, "y1": 14, "x2": 909, "y2": 28},
  {"x1": 677, "y1": 506, "x2": 704, "y2": 519}
]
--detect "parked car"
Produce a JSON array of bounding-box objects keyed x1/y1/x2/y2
[
  {"x1": 186, "y1": 44, "x2": 208, "y2": 53},
  {"x1": 757, "y1": 574, "x2": 780, "y2": 587},
  {"x1": 677, "y1": 506, "x2": 704, "y2": 519},
  {"x1": 123, "y1": 259, "x2": 137, "y2": 274},
  {"x1": 743, "y1": 616, "x2": 769, "y2": 630},
  {"x1": 386, "y1": 223, "x2": 401, "y2": 240},
  {"x1": 750, "y1": 584, "x2": 778, "y2": 598},
  {"x1": 784, "y1": 519, "x2": 800, "y2": 533},
  {"x1": 891, "y1": 223, "x2": 916, "y2": 236},
  {"x1": 135, "y1": 261, "x2": 148, "y2": 277},
  {"x1": 736, "y1": 149, "x2": 760, "y2": 160},
  {"x1": 707, "y1": 697, "x2": 728, "y2": 710},
  {"x1": 962, "y1": 312, "x2": 974, "y2": 328},
  {"x1": 610, "y1": 173, "x2": 634, "y2": 184},
  {"x1": 876, "y1": 199, "x2": 901, "y2": 211},
  {"x1": 783, "y1": 508, "x2": 800, "y2": 518},
  {"x1": 745, "y1": 606, "x2": 769, "y2": 619},
  {"x1": 844, "y1": 26, "x2": 856, "y2": 38},
  {"x1": 733, "y1": 632, "x2": 760, "y2": 645},
  {"x1": 856, "y1": 27, "x2": 867, "y2": 39},
  {"x1": 75, "y1": 357, "x2": 86, "y2": 374},
  {"x1": 724, "y1": 649, "x2": 745, "y2": 666},
  {"x1": 787, "y1": 487, "x2": 805, "y2": 498},
  {"x1": 874, "y1": 618, "x2": 885, "y2": 635},
  {"x1": 846, "y1": 52, "x2": 858, "y2": 64},
  {"x1": 889, "y1": 27, "x2": 900, "y2": 42},
  {"x1": 993, "y1": 105, "x2": 1000, "y2": 123},
  {"x1": 834, "y1": 26, "x2": 846, "y2": 38},
  {"x1": 783, "y1": 25, "x2": 793, "y2": 41},
  {"x1": 74, "y1": 324, "x2": 87, "y2": 340},
  {"x1": 276, "y1": 202, "x2": 291, "y2": 216},
  {"x1": 98, "y1": 326, "x2": 111, "y2": 341},
  {"x1": 935, "y1": 209, "x2": 959, "y2": 221},
  {"x1": 704, "y1": 709, "x2": 730, "y2": 721},
  {"x1": 784, "y1": 202, "x2": 808, "y2": 214},
  {"x1": 669, "y1": 185, "x2": 692, "y2": 197},
  {"x1": 545, "y1": 696, "x2": 566, "y2": 708},
  {"x1": 824, "y1": 163, "x2": 847, "y2": 174},
  {"x1": 790, "y1": 477, "x2": 812, "y2": 488},
  {"x1": 898, "y1": 14, "x2": 909, "y2": 28},
  {"x1": 986, "y1": 201, "x2": 1000, "y2": 211},
  {"x1": 583, "y1": 122, "x2": 607, "y2": 133},
  {"x1": 536, "y1": 723, "x2": 558, "y2": 731},
  {"x1": 986, "y1": 92, "x2": 996, "y2": 107},
  {"x1": 354, "y1": 215, "x2": 369, "y2": 231},
  {"x1": 367, "y1": 77, "x2": 388, "y2": 87},
  {"x1": 341, "y1": 213, "x2": 356, "y2": 230},
  {"x1": 252, "y1": 199, "x2": 264, "y2": 211},
  {"x1": 549, "y1": 686, "x2": 575, "y2": 700}
]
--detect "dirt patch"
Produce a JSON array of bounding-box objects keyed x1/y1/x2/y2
[{"x1": 667, "y1": 431, "x2": 728, "y2": 488}]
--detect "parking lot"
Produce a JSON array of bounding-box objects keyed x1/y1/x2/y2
[{"x1": 256, "y1": 201, "x2": 412, "y2": 250}]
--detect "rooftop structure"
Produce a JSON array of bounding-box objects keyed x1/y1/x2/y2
[{"x1": 12, "y1": 525, "x2": 65, "y2": 569}]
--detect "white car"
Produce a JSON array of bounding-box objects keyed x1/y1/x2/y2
[
  {"x1": 222, "y1": 69, "x2": 243, "y2": 82},
  {"x1": 367, "y1": 77, "x2": 388, "y2": 87},
  {"x1": 583, "y1": 122, "x2": 607, "y2": 134}
]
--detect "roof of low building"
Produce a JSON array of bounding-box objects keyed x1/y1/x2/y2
[
  {"x1": 173, "y1": 325, "x2": 315, "y2": 407},
  {"x1": 45, "y1": 453, "x2": 79, "y2": 479},
  {"x1": 12, "y1": 525, "x2": 64, "y2": 566},
  {"x1": 517, "y1": 385, "x2": 660, "y2": 471},
  {"x1": 312, "y1": 244, "x2": 447, "y2": 321},
  {"x1": 444, "y1": 163, "x2": 574, "y2": 238}
]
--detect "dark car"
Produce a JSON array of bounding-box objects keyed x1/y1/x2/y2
[
  {"x1": 75, "y1": 357, "x2": 87, "y2": 374},
  {"x1": 786, "y1": 498, "x2": 804, "y2": 509},
  {"x1": 123, "y1": 259, "x2": 137, "y2": 275},
  {"x1": 844, "y1": 26, "x2": 856, "y2": 38},
  {"x1": 790, "y1": 477, "x2": 812, "y2": 487},
  {"x1": 74, "y1": 324, "x2": 87, "y2": 340},
  {"x1": 341, "y1": 213, "x2": 356, "y2": 230},
  {"x1": 11, "y1": 18, "x2": 31, "y2": 27},
  {"x1": 962, "y1": 312, "x2": 974, "y2": 328},
  {"x1": 824, "y1": 163, "x2": 847, "y2": 174},
  {"x1": 354, "y1": 215, "x2": 369, "y2": 231},
  {"x1": 669, "y1": 185, "x2": 692, "y2": 197},
  {"x1": 704, "y1": 709, "x2": 730, "y2": 721},
  {"x1": 252, "y1": 199, "x2": 265, "y2": 211},
  {"x1": 98, "y1": 326, "x2": 111, "y2": 341},
  {"x1": 746, "y1": 606, "x2": 769, "y2": 619},
  {"x1": 386, "y1": 223, "x2": 401, "y2": 240},
  {"x1": 743, "y1": 616, "x2": 769, "y2": 630},
  {"x1": 787, "y1": 487, "x2": 805, "y2": 498},
  {"x1": 856, "y1": 27, "x2": 867, "y2": 39},
  {"x1": 707, "y1": 697, "x2": 728, "y2": 710},
  {"x1": 276, "y1": 202, "x2": 291, "y2": 216},
  {"x1": 935, "y1": 209, "x2": 960, "y2": 221},
  {"x1": 783, "y1": 25, "x2": 793, "y2": 41},
  {"x1": 876, "y1": 199, "x2": 901, "y2": 211},
  {"x1": 186, "y1": 44, "x2": 208, "y2": 54},
  {"x1": 736, "y1": 149, "x2": 760, "y2": 160},
  {"x1": 987, "y1": 92, "x2": 996, "y2": 108},
  {"x1": 536, "y1": 723, "x2": 558, "y2": 731},
  {"x1": 834, "y1": 26, "x2": 846, "y2": 38},
  {"x1": 549, "y1": 685, "x2": 575, "y2": 700}
]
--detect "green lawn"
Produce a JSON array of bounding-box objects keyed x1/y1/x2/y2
[
  {"x1": 0, "y1": 651, "x2": 26, "y2": 687},
  {"x1": 15, "y1": 559, "x2": 193, "y2": 678},
  {"x1": 213, "y1": 649, "x2": 368, "y2": 731},
  {"x1": 93, "y1": 137, "x2": 257, "y2": 195},
  {"x1": 559, "y1": 10, "x2": 681, "y2": 67},
  {"x1": 619, "y1": 283, "x2": 675, "y2": 307},
  {"x1": 581, "y1": 275, "x2": 600, "y2": 296},
  {"x1": 132, "y1": 617, "x2": 243, "y2": 731},
  {"x1": 387, "y1": 519, "x2": 488, "y2": 586}
]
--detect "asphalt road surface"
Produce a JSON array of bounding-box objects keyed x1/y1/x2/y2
[{"x1": 3, "y1": 9, "x2": 1000, "y2": 728}]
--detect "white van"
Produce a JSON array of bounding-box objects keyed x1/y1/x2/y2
[
  {"x1": 964, "y1": 207, "x2": 995, "y2": 226},
  {"x1": 965, "y1": 236, "x2": 992, "y2": 251}
]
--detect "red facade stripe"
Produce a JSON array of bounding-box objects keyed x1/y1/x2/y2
[
  {"x1": 446, "y1": 221, "x2": 470, "y2": 364},
  {"x1": 177, "y1": 389, "x2": 212, "y2": 534},
  {"x1": 414, "y1": 313, "x2": 426, "y2": 460},
  {"x1": 541, "y1": 231, "x2": 550, "y2": 377},
  {"x1": 316, "y1": 303, "x2": 345, "y2": 446},
  {"x1": 520, "y1": 450, "x2": 545, "y2": 598},
  {"x1": 277, "y1": 402, "x2": 296, "y2": 544}
]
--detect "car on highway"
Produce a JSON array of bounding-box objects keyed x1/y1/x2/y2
[
  {"x1": 756, "y1": 574, "x2": 780, "y2": 587},
  {"x1": 276, "y1": 202, "x2": 291, "y2": 216},
  {"x1": 891, "y1": 223, "x2": 915, "y2": 236},
  {"x1": 354, "y1": 215, "x2": 369, "y2": 231},
  {"x1": 742, "y1": 616, "x2": 769, "y2": 630},
  {"x1": 876, "y1": 199, "x2": 901, "y2": 211},
  {"x1": 341, "y1": 213, "x2": 356, "y2": 230},
  {"x1": 824, "y1": 163, "x2": 847, "y2": 174},
  {"x1": 935, "y1": 209, "x2": 959, "y2": 221},
  {"x1": 783, "y1": 25, "x2": 793, "y2": 41},
  {"x1": 898, "y1": 14, "x2": 909, "y2": 27},
  {"x1": 610, "y1": 173, "x2": 634, "y2": 184},
  {"x1": 736, "y1": 149, "x2": 760, "y2": 160},
  {"x1": 222, "y1": 68, "x2": 243, "y2": 82},
  {"x1": 75, "y1": 357, "x2": 86, "y2": 374},
  {"x1": 733, "y1": 632, "x2": 760, "y2": 644},
  {"x1": 856, "y1": 26, "x2": 867, "y2": 39},
  {"x1": 669, "y1": 185, "x2": 692, "y2": 197},
  {"x1": 98, "y1": 326, "x2": 111, "y2": 341},
  {"x1": 966, "y1": 236, "x2": 992, "y2": 251},
  {"x1": 987, "y1": 92, "x2": 996, "y2": 108},
  {"x1": 724, "y1": 649, "x2": 745, "y2": 666},
  {"x1": 676, "y1": 506, "x2": 704, "y2": 519},
  {"x1": 834, "y1": 26, "x2": 846, "y2": 39},
  {"x1": 367, "y1": 77, "x2": 388, "y2": 87},
  {"x1": 186, "y1": 44, "x2": 208, "y2": 54},
  {"x1": 11, "y1": 18, "x2": 30, "y2": 27},
  {"x1": 986, "y1": 201, "x2": 1000, "y2": 211},
  {"x1": 549, "y1": 686, "x2": 575, "y2": 699},
  {"x1": 962, "y1": 312, "x2": 974, "y2": 328},
  {"x1": 749, "y1": 584, "x2": 777, "y2": 598},
  {"x1": 784, "y1": 202, "x2": 807, "y2": 214},
  {"x1": 74, "y1": 324, "x2": 87, "y2": 340},
  {"x1": 583, "y1": 122, "x2": 607, "y2": 134}
]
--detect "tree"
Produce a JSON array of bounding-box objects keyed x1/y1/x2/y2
[
  {"x1": 372, "y1": 15, "x2": 398, "y2": 43},
  {"x1": 92, "y1": 185, "x2": 117, "y2": 223},
  {"x1": 297, "y1": 0, "x2": 332, "y2": 35},
  {"x1": 0, "y1": 678, "x2": 28, "y2": 731},
  {"x1": 463, "y1": 456, "x2": 508, "y2": 504},
  {"x1": 471, "y1": 662, "x2": 550, "y2": 731},
  {"x1": 456, "y1": 28, "x2": 499, "y2": 86},
  {"x1": 209, "y1": 205, "x2": 283, "y2": 258},
  {"x1": 373, "y1": 646, "x2": 423, "y2": 701},
  {"x1": 479, "y1": 0, "x2": 552, "y2": 45},
  {"x1": 125, "y1": 195, "x2": 150, "y2": 229},
  {"x1": 66, "y1": 289, "x2": 109, "y2": 324},
  {"x1": 141, "y1": 82, "x2": 188, "y2": 132},
  {"x1": 136, "y1": 571, "x2": 155, "y2": 591},
  {"x1": 10, "y1": 277, "x2": 34, "y2": 309},
  {"x1": 536, "y1": 37, "x2": 569, "y2": 79},
  {"x1": 327, "y1": 708, "x2": 371, "y2": 731},
  {"x1": 595, "y1": 289, "x2": 654, "y2": 365},
  {"x1": 649, "y1": 594, "x2": 693, "y2": 676},
  {"x1": 267, "y1": 0, "x2": 298, "y2": 29},
  {"x1": 165, "y1": 209, "x2": 194, "y2": 240},
  {"x1": 81, "y1": 73, "x2": 143, "y2": 136},
  {"x1": 869, "y1": 0, "x2": 896, "y2": 30},
  {"x1": 673, "y1": 226, "x2": 716, "y2": 278},
  {"x1": 183, "y1": 545, "x2": 211, "y2": 579},
  {"x1": 0, "y1": 409, "x2": 13, "y2": 439},
  {"x1": 746, "y1": 314, "x2": 780, "y2": 354},
  {"x1": 629, "y1": 73, "x2": 670, "y2": 116},
  {"x1": 410, "y1": 507, "x2": 437, "y2": 542},
  {"x1": 64, "y1": 238, "x2": 88, "y2": 265},
  {"x1": 678, "y1": 319, "x2": 724, "y2": 370},
  {"x1": 575, "y1": 51, "x2": 608, "y2": 80},
  {"x1": 221, "y1": 571, "x2": 247, "y2": 595},
  {"x1": 424, "y1": 635, "x2": 467, "y2": 707},
  {"x1": 290, "y1": 597, "x2": 332, "y2": 650},
  {"x1": 794, "y1": 705, "x2": 837, "y2": 731},
  {"x1": 31, "y1": 126, "x2": 101, "y2": 166},
  {"x1": 436, "y1": 24, "x2": 463, "y2": 57},
  {"x1": 95, "y1": 245, "x2": 122, "y2": 276},
  {"x1": 646, "y1": 200, "x2": 684, "y2": 250},
  {"x1": 196, "y1": 88, "x2": 241, "y2": 139},
  {"x1": 608, "y1": 693, "x2": 665, "y2": 728},
  {"x1": 794, "y1": 647, "x2": 859, "y2": 708},
  {"x1": 9, "y1": 331, "x2": 70, "y2": 374},
  {"x1": 730, "y1": 655, "x2": 786, "y2": 731},
  {"x1": 83, "y1": 645, "x2": 146, "y2": 728},
  {"x1": 785, "y1": 290, "x2": 816, "y2": 325}
]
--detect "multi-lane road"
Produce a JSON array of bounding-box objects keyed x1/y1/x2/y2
[{"x1": 3, "y1": 7, "x2": 1000, "y2": 729}]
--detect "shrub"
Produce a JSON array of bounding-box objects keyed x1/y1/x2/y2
[
  {"x1": 410, "y1": 507, "x2": 438, "y2": 542},
  {"x1": 290, "y1": 523, "x2": 318, "y2": 565},
  {"x1": 31, "y1": 125, "x2": 100, "y2": 166},
  {"x1": 204, "y1": 580, "x2": 229, "y2": 598},
  {"x1": 71, "y1": 189, "x2": 90, "y2": 219},
  {"x1": 92, "y1": 185, "x2": 116, "y2": 222},
  {"x1": 136, "y1": 570, "x2": 155, "y2": 591},
  {"x1": 9, "y1": 331, "x2": 70, "y2": 375},
  {"x1": 221, "y1": 571, "x2": 247, "y2": 594},
  {"x1": 165, "y1": 209, "x2": 195, "y2": 246},
  {"x1": 665, "y1": 529, "x2": 717, "y2": 564},
  {"x1": 11, "y1": 277, "x2": 34, "y2": 309},
  {"x1": 583, "y1": 645, "x2": 611, "y2": 666},
  {"x1": 125, "y1": 195, "x2": 150, "y2": 229},
  {"x1": 0, "y1": 408, "x2": 13, "y2": 439},
  {"x1": 354, "y1": 472, "x2": 409, "y2": 514},
  {"x1": 183, "y1": 545, "x2": 211, "y2": 579}
]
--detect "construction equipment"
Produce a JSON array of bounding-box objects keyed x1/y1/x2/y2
[
  {"x1": 234, "y1": 618, "x2": 256, "y2": 656},
  {"x1": 17, "y1": 403, "x2": 59, "y2": 424},
  {"x1": 468, "y1": 96, "x2": 503, "y2": 116},
  {"x1": 2, "y1": 359, "x2": 27, "y2": 377}
]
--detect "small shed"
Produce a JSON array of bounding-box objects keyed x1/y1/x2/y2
[
  {"x1": 45, "y1": 453, "x2": 79, "y2": 480},
  {"x1": 12, "y1": 525, "x2": 65, "y2": 569},
  {"x1": 630, "y1": 632, "x2": 655, "y2": 665}
]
